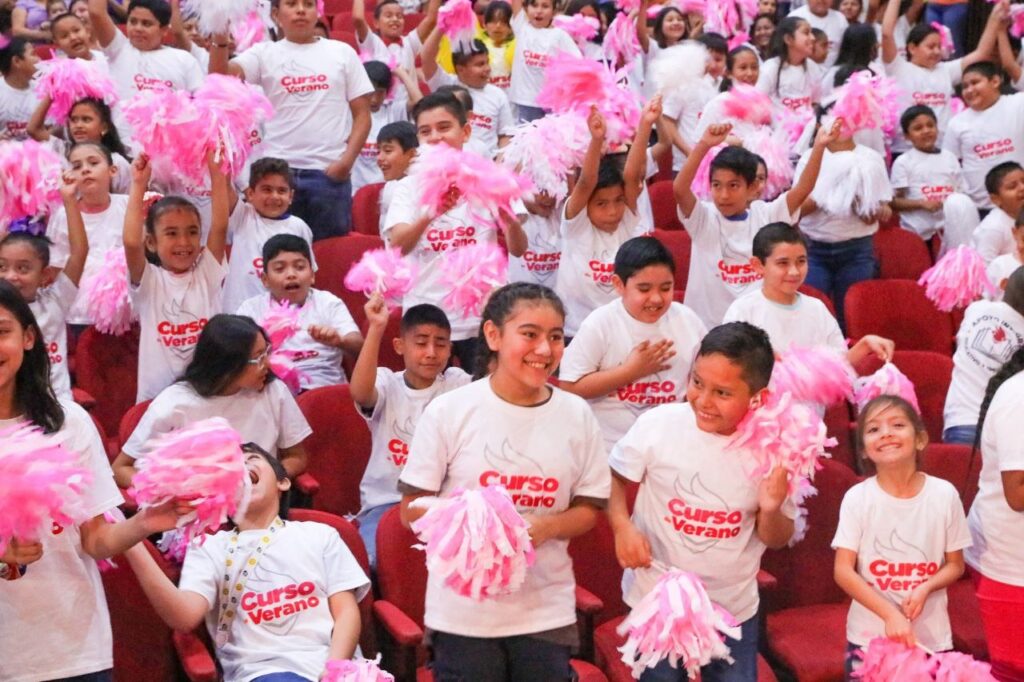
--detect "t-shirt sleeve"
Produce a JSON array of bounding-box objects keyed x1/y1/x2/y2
[
  {"x1": 341, "y1": 46, "x2": 375, "y2": 102},
  {"x1": 326, "y1": 294, "x2": 360, "y2": 336},
  {"x1": 768, "y1": 193, "x2": 799, "y2": 224},
  {"x1": 943, "y1": 58, "x2": 963, "y2": 88},
  {"x1": 360, "y1": 367, "x2": 392, "y2": 421},
  {"x1": 679, "y1": 198, "x2": 711, "y2": 234},
  {"x1": 382, "y1": 179, "x2": 416, "y2": 239},
  {"x1": 398, "y1": 399, "x2": 449, "y2": 494},
  {"x1": 496, "y1": 92, "x2": 515, "y2": 136},
  {"x1": 49, "y1": 272, "x2": 79, "y2": 316},
  {"x1": 558, "y1": 315, "x2": 606, "y2": 382},
  {"x1": 103, "y1": 29, "x2": 128, "y2": 60},
  {"x1": 196, "y1": 247, "x2": 230, "y2": 288},
  {"x1": 942, "y1": 118, "x2": 962, "y2": 159},
  {"x1": 320, "y1": 526, "x2": 371, "y2": 602},
  {"x1": 571, "y1": 403, "x2": 611, "y2": 501},
  {"x1": 607, "y1": 414, "x2": 651, "y2": 484},
  {"x1": 426, "y1": 69, "x2": 457, "y2": 90},
  {"x1": 991, "y1": 388, "x2": 1024, "y2": 472},
  {"x1": 275, "y1": 384, "x2": 313, "y2": 449},
  {"x1": 560, "y1": 202, "x2": 593, "y2": 238},
  {"x1": 830, "y1": 485, "x2": 863, "y2": 551},
  {"x1": 942, "y1": 483, "x2": 973, "y2": 552},
  {"x1": 178, "y1": 541, "x2": 220, "y2": 607},
  {"x1": 232, "y1": 43, "x2": 263, "y2": 84},
  {"x1": 182, "y1": 52, "x2": 205, "y2": 90},
  {"x1": 890, "y1": 155, "x2": 909, "y2": 190},
  {"x1": 64, "y1": 402, "x2": 123, "y2": 517},
  {"x1": 121, "y1": 392, "x2": 182, "y2": 459},
  {"x1": 46, "y1": 208, "x2": 70, "y2": 268}
]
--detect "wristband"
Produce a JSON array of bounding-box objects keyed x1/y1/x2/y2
[{"x1": 0, "y1": 563, "x2": 23, "y2": 581}]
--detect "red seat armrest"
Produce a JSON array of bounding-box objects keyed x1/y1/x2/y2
[
  {"x1": 575, "y1": 585, "x2": 604, "y2": 616},
  {"x1": 372, "y1": 600, "x2": 424, "y2": 648},
  {"x1": 757, "y1": 569, "x2": 779, "y2": 594},
  {"x1": 72, "y1": 387, "x2": 97, "y2": 410},
  {"x1": 172, "y1": 630, "x2": 218, "y2": 682},
  {"x1": 294, "y1": 472, "x2": 320, "y2": 496}
]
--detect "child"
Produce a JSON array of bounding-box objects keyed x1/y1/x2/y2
[
  {"x1": 0, "y1": 280, "x2": 184, "y2": 682},
  {"x1": 0, "y1": 173, "x2": 87, "y2": 399},
  {"x1": 752, "y1": 12, "x2": 776, "y2": 60},
  {"x1": 973, "y1": 162, "x2": 1024, "y2": 265},
  {"x1": 673, "y1": 120, "x2": 836, "y2": 327},
  {"x1": 353, "y1": 0, "x2": 439, "y2": 110},
  {"x1": 823, "y1": 23, "x2": 877, "y2": 100},
  {"x1": 0, "y1": 37, "x2": 40, "y2": 140},
  {"x1": 349, "y1": 293, "x2": 470, "y2": 565},
  {"x1": 112, "y1": 314, "x2": 312, "y2": 487},
  {"x1": 481, "y1": 0, "x2": 515, "y2": 90},
  {"x1": 698, "y1": 32, "x2": 729, "y2": 88},
  {"x1": 561, "y1": 236, "x2": 708, "y2": 449},
  {"x1": 49, "y1": 11, "x2": 100, "y2": 59},
  {"x1": 789, "y1": 0, "x2": 849, "y2": 68},
  {"x1": 838, "y1": 0, "x2": 862, "y2": 23},
  {"x1": 810, "y1": 27, "x2": 830, "y2": 64},
  {"x1": 987, "y1": 214, "x2": 1024, "y2": 294},
  {"x1": 124, "y1": 154, "x2": 229, "y2": 403},
  {"x1": 507, "y1": 0, "x2": 581, "y2": 122},
  {"x1": 222, "y1": 158, "x2": 316, "y2": 314},
  {"x1": 695, "y1": 45, "x2": 761, "y2": 142},
  {"x1": 509, "y1": 188, "x2": 563, "y2": 288},
  {"x1": 125, "y1": 443, "x2": 369, "y2": 682},
  {"x1": 661, "y1": 53, "x2": 719, "y2": 173},
  {"x1": 833, "y1": 395, "x2": 971, "y2": 669},
  {"x1": 351, "y1": 60, "x2": 419, "y2": 194},
  {"x1": 756, "y1": 16, "x2": 822, "y2": 113},
  {"x1": 399, "y1": 282, "x2": 610, "y2": 679},
  {"x1": 723, "y1": 222, "x2": 894, "y2": 364},
  {"x1": 637, "y1": 0, "x2": 688, "y2": 68},
  {"x1": 608, "y1": 322, "x2": 795, "y2": 680},
  {"x1": 375, "y1": 120, "x2": 418, "y2": 234},
  {"x1": 383, "y1": 91, "x2": 527, "y2": 368},
  {"x1": 237, "y1": 235, "x2": 363, "y2": 390}
]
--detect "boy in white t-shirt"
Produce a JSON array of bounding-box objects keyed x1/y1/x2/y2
[
  {"x1": 237, "y1": 234, "x2": 363, "y2": 391},
  {"x1": 125, "y1": 443, "x2": 370, "y2": 682},
  {"x1": 351, "y1": 60, "x2": 420, "y2": 195},
  {"x1": 790, "y1": 0, "x2": 848, "y2": 68},
  {"x1": 973, "y1": 161, "x2": 1024, "y2": 265},
  {"x1": 348, "y1": 293, "x2": 470, "y2": 565},
  {"x1": 987, "y1": 213, "x2": 1024, "y2": 295},
  {"x1": 0, "y1": 37, "x2": 40, "y2": 141},
  {"x1": 375, "y1": 121, "x2": 418, "y2": 235},
  {"x1": 609, "y1": 322, "x2": 796, "y2": 680},
  {"x1": 561, "y1": 236, "x2": 707, "y2": 449},
  {"x1": 507, "y1": 0, "x2": 580, "y2": 121}
]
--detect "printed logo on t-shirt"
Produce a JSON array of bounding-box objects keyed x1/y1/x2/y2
[
  {"x1": 913, "y1": 92, "x2": 947, "y2": 108},
  {"x1": 920, "y1": 184, "x2": 954, "y2": 202},
  {"x1": 279, "y1": 60, "x2": 332, "y2": 100},
  {"x1": 616, "y1": 372, "x2": 678, "y2": 411},
  {"x1": 249, "y1": 128, "x2": 263, "y2": 148},
  {"x1": 250, "y1": 257, "x2": 264, "y2": 278},
  {"x1": 361, "y1": 141, "x2": 379, "y2": 160},
  {"x1": 663, "y1": 473, "x2": 743, "y2": 551},
  {"x1": 4, "y1": 120, "x2": 27, "y2": 138},
  {"x1": 242, "y1": 580, "x2": 322, "y2": 626},
  {"x1": 490, "y1": 75, "x2": 511, "y2": 89},
  {"x1": 869, "y1": 530, "x2": 936, "y2": 593},
  {"x1": 588, "y1": 250, "x2": 616, "y2": 293},
  {"x1": 521, "y1": 229, "x2": 561, "y2": 282},
  {"x1": 522, "y1": 50, "x2": 549, "y2": 69},
  {"x1": 386, "y1": 416, "x2": 415, "y2": 467},
  {"x1": 157, "y1": 300, "x2": 207, "y2": 357},
  {"x1": 480, "y1": 439, "x2": 559, "y2": 508},
  {"x1": 966, "y1": 314, "x2": 1023, "y2": 369},
  {"x1": 469, "y1": 111, "x2": 494, "y2": 132},
  {"x1": 425, "y1": 225, "x2": 477, "y2": 252},
  {"x1": 781, "y1": 96, "x2": 812, "y2": 111},
  {"x1": 972, "y1": 139, "x2": 1014, "y2": 160},
  {"x1": 717, "y1": 259, "x2": 761, "y2": 288},
  {"x1": 133, "y1": 74, "x2": 174, "y2": 91},
  {"x1": 46, "y1": 341, "x2": 64, "y2": 368}
]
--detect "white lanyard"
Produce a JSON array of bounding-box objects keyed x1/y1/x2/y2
[{"x1": 214, "y1": 517, "x2": 284, "y2": 647}]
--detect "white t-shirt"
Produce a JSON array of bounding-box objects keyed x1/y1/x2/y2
[
  {"x1": 122, "y1": 379, "x2": 312, "y2": 460},
  {"x1": 756, "y1": 57, "x2": 823, "y2": 113},
  {"x1": 789, "y1": 6, "x2": 848, "y2": 68},
  {"x1": 944, "y1": 300, "x2": 1024, "y2": 430},
  {"x1": 0, "y1": 77, "x2": 39, "y2": 140},
  {"x1": 357, "y1": 31, "x2": 422, "y2": 109},
  {"x1": 796, "y1": 145, "x2": 890, "y2": 243},
  {"x1": 943, "y1": 94, "x2": 1024, "y2": 209},
  {"x1": 233, "y1": 38, "x2": 374, "y2": 170},
  {"x1": 832, "y1": 476, "x2": 971, "y2": 651},
  {"x1": 179, "y1": 521, "x2": 370, "y2": 682},
  {"x1": 427, "y1": 70, "x2": 515, "y2": 159},
  {"x1": 884, "y1": 57, "x2": 962, "y2": 153},
  {"x1": 560, "y1": 299, "x2": 707, "y2": 449},
  {"x1": 508, "y1": 209, "x2": 562, "y2": 287},
  {"x1": 222, "y1": 201, "x2": 315, "y2": 314},
  {"x1": 48, "y1": 194, "x2": 130, "y2": 325},
  {"x1": 723, "y1": 288, "x2": 846, "y2": 354},
  {"x1": 379, "y1": 178, "x2": 399, "y2": 235},
  {"x1": 663, "y1": 78, "x2": 718, "y2": 171},
  {"x1": 352, "y1": 101, "x2": 405, "y2": 193},
  {"x1": 556, "y1": 205, "x2": 644, "y2": 336},
  {"x1": 28, "y1": 272, "x2": 77, "y2": 400},
  {"x1": 359, "y1": 367, "x2": 471, "y2": 511},
  {"x1": 972, "y1": 208, "x2": 1016, "y2": 265},
  {"x1": 236, "y1": 290, "x2": 360, "y2": 390},
  {"x1": 0, "y1": 401, "x2": 123, "y2": 682},
  {"x1": 130, "y1": 251, "x2": 229, "y2": 402},
  {"x1": 509, "y1": 11, "x2": 581, "y2": 107},
  {"x1": 609, "y1": 402, "x2": 797, "y2": 623},
  {"x1": 680, "y1": 196, "x2": 796, "y2": 327},
  {"x1": 987, "y1": 253, "x2": 1022, "y2": 296},
  {"x1": 889, "y1": 148, "x2": 963, "y2": 240},
  {"x1": 966, "y1": 371, "x2": 1024, "y2": 586},
  {"x1": 399, "y1": 379, "x2": 610, "y2": 637}
]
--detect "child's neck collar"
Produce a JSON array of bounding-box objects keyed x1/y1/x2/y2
[
  {"x1": 4, "y1": 73, "x2": 31, "y2": 89},
  {"x1": 402, "y1": 370, "x2": 436, "y2": 391},
  {"x1": 235, "y1": 508, "x2": 283, "y2": 532},
  {"x1": 488, "y1": 374, "x2": 552, "y2": 407},
  {"x1": 761, "y1": 287, "x2": 798, "y2": 306},
  {"x1": 272, "y1": 292, "x2": 307, "y2": 308},
  {"x1": 79, "y1": 193, "x2": 111, "y2": 212},
  {"x1": 875, "y1": 466, "x2": 924, "y2": 498}
]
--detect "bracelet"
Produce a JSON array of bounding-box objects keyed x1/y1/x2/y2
[
  {"x1": 212, "y1": 43, "x2": 230, "y2": 48},
  {"x1": 0, "y1": 563, "x2": 22, "y2": 581}
]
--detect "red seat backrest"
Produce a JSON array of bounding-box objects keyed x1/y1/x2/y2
[
  {"x1": 375, "y1": 505, "x2": 428, "y2": 627},
  {"x1": 323, "y1": 0, "x2": 351, "y2": 16},
  {"x1": 403, "y1": 12, "x2": 423, "y2": 32},
  {"x1": 75, "y1": 325, "x2": 140, "y2": 442},
  {"x1": 330, "y1": 29, "x2": 358, "y2": 49},
  {"x1": 652, "y1": 228, "x2": 691, "y2": 292},
  {"x1": 853, "y1": 350, "x2": 954, "y2": 444},
  {"x1": 569, "y1": 514, "x2": 627, "y2": 625},
  {"x1": 312, "y1": 234, "x2": 385, "y2": 332},
  {"x1": 331, "y1": 10, "x2": 354, "y2": 31},
  {"x1": 799, "y1": 284, "x2": 836, "y2": 317},
  {"x1": 874, "y1": 227, "x2": 933, "y2": 280},
  {"x1": 118, "y1": 399, "x2": 153, "y2": 452},
  {"x1": 844, "y1": 281, "x2": 955, "y2": 355},
  {"x1": 648, "y1": 180, "x2": 682, "y2": 231},
  {"x1": 352, "y1": 182, "x2": 385, "y2": 236},
  {"x1": 920, "y1": 443, "x2": 982, "y2": 513}
]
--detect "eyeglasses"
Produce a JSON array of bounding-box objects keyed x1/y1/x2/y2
[{"x1": 247, "y1": 346, "x2": 272, "y2": 366}]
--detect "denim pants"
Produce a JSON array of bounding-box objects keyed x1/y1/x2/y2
[
  {"x1": 291, "y1": 169, "x2": 353, "y2": 241},
  {"x1": 806, "y1": 236, "x2": 877, "y2": 333},
  {"x1": 53, "y1": 672, "x2": 113, "y2": 682},
  {"x1": 925, "y1": 2, "x2": 969, "y2": 57},
  {"x1": 943, "y1": 424, "x2": 977, "y2": 445},
  {"x1": 250, "y1": 674, "x2": 314, "y2": 682},
  {"x1": 430, "y1": 630, "x2": 573, "y2": 681},
  {"x1": 355, "y1": 502, "x2": 395, "y2": 569},
  {"x1": 638, "y1": 617, "x2": 759, "y2": 682},
  {"x1": 515, "y1": 104, "x2": 547, "y2": 123}
]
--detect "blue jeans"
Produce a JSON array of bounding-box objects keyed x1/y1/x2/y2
[
  {"x1": 431, "y1": 630, "x2": 573, "y2": 681},
  {"x1": 943, "y1": 424, "x2": 977, "y2": 445},
  {"x1": 356, "y1": 502, "x2": 394, "y2": 569},
  {"x1": 638, "y1": 616, "x2": 758, "y2": 682},
  {"x1": 515, "y1": 104, "x2": 547, "y2": 123},
  {"x1": 52, "y1": 672, "x2": 113, "y2": 682},
  {"x1": 845, "y1": 642, "x2": 861, "y2": 680},
  {"x1": 806, "y1": 236, "x2": 877, "y2": 334},
  {"x1": 291, "y1": 169, "x2": 352, "y2": 240},
  {"x1": 250, "y1": 674, "x2": 314, "y2": 682},
  {"x1": 925, "y1": 2, "x2": 968, "y2": 57}
]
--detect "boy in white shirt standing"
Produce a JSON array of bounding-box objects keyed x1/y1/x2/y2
[
  {"x1": 973, "y1": 162, "x2": 1024, "y2": 265},
  {"x1": 350, "y1": 60, "x2": 420, "y2": 196},
  {"x1": 0, "y1": 37, "x2": 40, "y2": 141},
  {"x1": 211, "y1": 0, "x2": 374, "y2": 240},
  {"x1": 375, "y1": 121, "x2": 418, "y2": 235}
]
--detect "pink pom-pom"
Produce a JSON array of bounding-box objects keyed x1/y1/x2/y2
[
  {"x1": 129, "y1": 418, "x2": 250, "y2": 549},
  {"x1": 439, "y1": 242, "x2": 508, "y2": 318},
  {"x1": 676, "y1": 0, "x2": 708, "y2": 13},
  {"x1": 778, "y1": 106, "x2": 815, "y2": 145},
  {"x1": 438, "y1": 0, "x2": 477, "y2": 53},
  {"x1": 343, "y1": 246, "x2": 418, "y2": 306},
  {"x1": 323, "y1": 657, "x2": 395, "y2": 682},
  {"x1": 745, "y1": 127, "x2": 795, "y2": 199},
  {"x1": 232, "y1": 11, "x2": 267, "y2": 52},
  {"x1": 617, "y1": 0, "x2": 642, "y2": 12},
  {"x1": 932, "y1": 651, "x2": 997, "y2": 681},
  {"x1": 501, "y1": 112, "x2": 589, "y2": 201},
  {"x1": 949, "y1": 96, "x2": 965, "y2": 116},
  {"x1": 194, "y1": 75, "x2": 274, "y2": 180},
  {"x1": 35, "y1": 58, "x2": 119, "y2": 125},
  {"x1": 918, "y1": 245, "x2": 997, "y2": 312},
  {"x1": 705, "y1": 0, "x2": 758, "y2": 38},
  {"x1": 727, "y1": 31, "x2": 750, "y2": 50},
  {"x1": 259, "y1": 300, "x2": 309, "y2": 394},
  {"x1": 1009, "y1": 5, "x2": 1024, "y2": 38},
  {"x1": 931, "y1": 22, "x2": 954, "y2": 58},
  {"x1": 553, "y1": 14, "x2": 599, "y2": 44},
  {"x1": 720, "y1": 85, "x2": 773, "y2": 126},
  {"x1": 411, "y1": 485, "x2": 536, "y2": 600},
  {"x1": 603, "y1": 12, "x2": 642, "y2": 68},
  {"x1": 853, "y1": 362, "x2": 920, "y2": 412},
  {"x1": 83, "y1": 249, "x2": 136, "y2": 335},
  {"x1": 0, "y1": 423, "x2": 93, "y2": 555},
  {"x1": 830, "y1": 71, "x2": 904, "y2": 137},
  {"x1": 852, "y1": 639, "x2": 934, "y2": 681},
  {"x1": 692, "y1": 143, "x2": 726, "y2": 200},
  {"x1": 770, "y1": 346, "x2": 855, "y2": 406},
  {"x1": 0, "y1": 140, "x2": 63, "y2": 229},
  {"x1": 617, "y1": 570, "x2": 740, "y2": 677}
]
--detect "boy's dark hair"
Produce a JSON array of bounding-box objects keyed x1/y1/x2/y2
[
  {"x1": 484, "y1": 0, "x2": 513, "y2": 24},
  {"x1": 128, "y1": 0, "x2": 172, "y2": 26},
  {"x1": 710, "y1": 146, "x2": 759, "y2": 185},
  {"x1": 435, "y1": 84, "x2": 474, "y2": 113},
  {"x1": 452, "y1": 39, "x2": 488, "y2": 67},
  {"x1": 240, "y1": 442, "x2": 291, "y2": 519},
  {"x1": 614, "y1": 236, "x2": 675, "y2": 282},
  {"x1": 363, "y1": 59, "x2": 394, "y2": 91},
  {"x1": 412, "y1": 91, "x2": 468, "y2": 126},
  {"x1": 698, "y1": 31, "x2": 728, "y2": 55},
  {"x1": 249, "y1": 157, "x2": 295, "y2": 190},
  {"x1": 962, "y1": 60, "x2": 1001, "y2": 82},
  {"x1": 595, "y1": 155, "x2": 625, "y2": 192},
  {"x1": 401, "y1": 303, "x2": 452, "y2": 334},
  {"x1": 0, "y1": 37, "x2": 30, "y2": 74},
  {"x1": 752, "y1": 222, "x2": 807, "y2": 262},
  {"x1": 262, "y1": 234, "x2": 311, "y2": 270},
  {"x1": 0, "y1": 232, "x2": 52, "y2": 267},
  {"x1": 378, "y1": 120, "x2": 418, "y2": 150},
  {"x1": 373, "y1": 0, "x2": 401, "y2": 19},
  {"x1": 899, "y1": 104, "x2": 936, "y2": 134},
  {"x1": 985, "y1": 161, "x2": 1023, "y2": 196},
  {"x1": 811, "y1": 27, "x2": 827, "y2": 42},
  {"x1": 696, "y1": 322, "x2": 775, "y2": 392},
  {"x1": 905, "y1": 21, "x2": 939, "y2": 48}
]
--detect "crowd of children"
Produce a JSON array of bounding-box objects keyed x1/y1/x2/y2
[{"x1": 3, "y1": 0, "x2": 1024, "y2": 679}]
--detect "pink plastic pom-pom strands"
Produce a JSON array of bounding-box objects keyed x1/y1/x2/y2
[
  {"x1": 720, "y1": 84, "x2": 773, "y2": 126},
  {"x1": 853, "y1": 362, "x2": 920, "y2": 412},
  {"x1": 553, "y1": 14, "x2": 600, "y2": 45},
  {"x1": 853, "y1": 638, "x2": 996, "y2": 681},
  {"x1": 500, "y1": 113, "x2": 589, "y2": 202},
  {"x1": 770, "y1": 346, "x2": 856, "y2": 406},
  {"x1": 0, "y1": 140, "x2": 63, "y2": 230},
  {"x1": 83, "y1": 250, "x2": 136, "y2": 336},
  {"x1": 918, "y1": 245, "x2": 998, "y2": 312},
  {"x1": 437, "y1": 0, "x2": 477, "y2": 53},
  {"x1": 829, "y1": 71, "x2": 903, "y2": 138},
  {"x1": 259, "y1": 300, "x2": 309, "y2": 394},
  {"x1": 343, "y1": 247, "x2": 418, "y2": 307},
  {"x1": 323, "y1": 656, "x2": 395, "y2": 682},
  {"x1": 439, "y1": 242, "x2": 508, "y2": 319},
  {"x1": 603, "y1": 13, "x2": 642, "y2": 67},
  {"x1": 185, "y1": 0, "x2": 261, "y2": 36},
  {"x1": 932, "y1": 651, "x2": 998, "y2": 681},
  {"x1": 35, "y1": 58, "x2": 119, "y2": 125}
]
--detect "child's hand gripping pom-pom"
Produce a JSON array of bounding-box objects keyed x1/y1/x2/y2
[
  {"x1": 411, "y1": 485, "x2": 536, "y2": 600},
  {"x1": 35, "y1": 58, "x2": 119, "y2": 125},
  {"x1": 931, "y1": 651, "x2": 997, "y2": 681},
  {"x1": 720, "y1": 83, "x2": 773, "y2": 126},
  {"x1": 0, "y1": 140, "x2": 64, "y2": 229},
  {"x1": 187, "y1": 0, "x2": 261, "y2": 36},
  {"x1": 553, "y1": 14, "x2": 599, "y2": 46},
  {"x1": 83, "y1": 249, "x2": 137, "y2": 336},
  {"x1": 323, "y1": 656, "x2": 395, "y2": 682},
  {"x1": 129, "y1": 418, "x2": 251, "y2": 555},
  {"x1": 259, "y1": 300, "x2": 309, "y2": 394},
  {"x1": 343, "y1": 247, "x2": 418, "y2": 308},
  {"x1": 0, "y1": 423, "x2": 94, "y2": 556},
  {"x1": 692, "y1": 143, "x2": 727, "y2": 200},
  {"x1": 829, "y1": 71, "x2": 903, "y2": 138},
  {"x1": 917, "y1": 245, "x2": 997, "y2": 312},
  {"x1": 500, "y1": 112, "x2": 589, "y2": 202},
  {"x1": 603, "y1": 12, "x2": 642, "y2": 68},
  {"x1": 853, "y1": 362, "x2": 919, "y2": 412},
  {"x1": 770, "y1": 346, "x2": 856, "y2": 407},
  {"x1": 616, "y1": 569, "x2": 740, "y2": 678},
  {"x1": 437, "y1": 0, "x2": 477, "y2": 53},
  {"x1": 439, "y1": 242, "x2": 508, "y2": 318},
  {"x1": 852, "y1": 638, "x2": 935, "y2": 681}
]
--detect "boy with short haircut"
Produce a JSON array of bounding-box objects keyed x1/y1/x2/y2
[
  {"x1": 376, "y1": 120, "x2": 418, "y2": 234},
  {"x1": 673, "y1": 120, "x2": 837, "y2": 327},
  {"x1": 561, "y1": 236, "x2": 708, "y2": 449},
  {"x1": 697, "y1": 32, "x2": 728, "y2": 87},
  {"x1": 810, "y1": 28, "x2": 829, "y2": 64},
  {"x1": 0, "y1": 37, "x2": 40, "y2": 141},
  {"x1": 973, "y1": 161, "x2": 1024, "y2": 264},
  {"x1": 349, "y1": 293, "x2": 471, "y2": 565},
  {"x1": 608, "y1": 322, "x2": 795, "y2": 680},
  {"x1": 222, "y1": 158, "x2": 317, "y2": 313},
  {"x1": 237, "y1": 234, "x2": 363, "y2": 390},
  {"x1": 987, "y1": 211, "x2": 1024, "y2": 295},
  {"x1": 351, "y1": 60, "x2": 421, "y2": 194}
]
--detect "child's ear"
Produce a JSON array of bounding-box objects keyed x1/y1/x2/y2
[
  {"x1": 41, "y1": 265, "x2": 58, "y2": 288},
  {"x1": 260, "y1": 271, "x2": 271, "y2": 288},
  {"x1": 461, "y1": 122, "x2": 473, "y2": 144},
  {"x1": 277, "y1": 476, "x2": 292, "y2": 494},
  {"x1": 612, "y1": 274, "x2": 626, "y2": 296},
  {"x1": 483, "y1": 319, "x2": 501, "y2": 351},
  {"x1": 392, "y1": 336, "x2": 404, "y2": 356},
  {"x1": 144, "y1": 232, "x2": 158, "y2": 254},
  {"x1": 749, "y1": 386, "x2": 769, "y2": 411},
  {"x1": 244, "y1": 187, "x2": 255, "y2": 203},
  {"x1": 749, "y1": 256, "x2": 765, "y2": 276}
]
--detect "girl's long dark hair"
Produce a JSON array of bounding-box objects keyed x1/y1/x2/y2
[
  {"x1": 768, "y1": 17, "x2": 808, "y2": 96},
  {"x1": 71, "y1": 98, "x2": 130, "y2": 161},
  {"x1": 832, "y1": 23, "x2": 878, "y2": 88},
  {"x1": 179, "y1": 315, "x2": 272, "y2": 397},
  {"x1": 472, "y1": 282, "x2": 565, "y2": 380}
]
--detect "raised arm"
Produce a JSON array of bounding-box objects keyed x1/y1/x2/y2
[
  {"x1": 59, "y1": 175, "x2": 89, "y2": 287},
  {"x1": 26, "y1": 96, "x2": 54, "y2": 143},
  {"x1": 123, "y1": 155, "x2": 152, "y2": 285},
  {"x1": 565, "y1": 107, "x2": 606, "y2": 220},
  {"x1": 353, "y1": 0, "x2": 372, "y2": 42},
  {"x1": 962, "y1": 0, "x2": 1006, "y2": 70},
  {"x1": 88, "y1": 0, "x2": 119, "y2": 47},
  {"x1": 168, "y1": 0, "x2": 196, "y2": 52},
  {"x1": 349, "y1": 294, "x2": 388, "y2": 410},
  {"x1": 123, "y1": 543, "x2": 209, "y2": 632},
  {"x1": 997, "y1": 30, "x2": 1022, "y2": 84},
  {"x1": 785, "y1": 118, "x2": 841, "y2": 215},
  {"x1": 11, "y1": 7, "x2": 51, "y2": 41},
  {"x1": 207, "y1": 39, "x2": 246, "y2": 78},
  {"x1": 624, "y1": 95, "x2": 661, "y2": 210},
  {"x1": 415, "y1": 0, "x2": 442, "y2": 42},
  {"x1": 421, "y1": 26, "x2": 443, "y2": 80},
  {"x1": 880, "y1": 0, "x2": 900, "y2": 64},
  {"x1": 394, "y1": 66, "x2": 424, "y2": 111},
  {"x1": 673, "y1": 123, "x2": 731, "y2": 219},
  {"x1": 636, "y1": 0, "x2": 651, "y2": 54},
  {"x1": 205, "y1": 155, "x2": 229, "y2": 264}
]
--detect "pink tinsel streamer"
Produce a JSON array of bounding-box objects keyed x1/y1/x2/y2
[
  {"x1": 83, "y1": 249, "x2": 136, "y2": 336},
  {"x1": 617, "y1": 0, "x2": 642, "y2": 12},
  {"x1": 770, "y1": 346, "x2": 855, "y2": 406},
  {"x1": 603, "y1": 13, "x2": 642, "y2": 68},
  {"x1": 705, "y1": 0, "x2": 758, "y2": 38},
  {"x1": 932, "y1": 651, "x2": 997, "y2": 681},
  {"x1": 721, "y1": 85, "x2": 773, "y2": 126},
  {"x1": 260, "y1": 299, "x2": 309, "y2": 394},
  {"x1": 0, "y1": 140, "x2": 63, "y2": 230},
  {"x1": 553, "y1": 14, "x2": 600, "y2": 45},
  {"x1": 500, "y1": 112, "x2": 589, "y2": 201},
  {"x1": 1010, "y1": 5, "x2": 1024, "y2": 38},
  {"x1": 232, "y1": 11, "x2": 267, "y2": 52},
  {"x1": 918, "y1": 245, "x2": 997, "y2": 312},
  {"x1": 617, "y1": 570, "x2": 740, "y2": 677},
  {"x1": 931, "y1": 22, "x2": 954, "y2": 58},
  {"x1": 676, "y1": 0, "x2": 708, "y2": 13},
  {"x1": 323, "y1": 656, "x2": 395, "y2": 682},
  {"x1": 853, "y1": 362, "x2": 920, "y2": 412},
  {"x1": 746, "y1": 127, "x2": 795, "y2": 199},
  {"x1": 692, "y1": 143, "x2": 726, "y2": 200},
  {"x1": 411, "y1": 485, "x2": 536, "y2": 600},
  {"x1": 439, "y1": 242, "x2": 508, "y2": 318},
  {"x1": 343, "y1": 246, "x2": 418, "y2": 307},
  {"x1": 853, "y1": 639, "x2": 934, "y2": 681},
  {"x1": 437, "y1": 0, "x2": 477, "y2": 53},
  {"x1": 0, "y1": 423, "x2": 93, "y2": 555},
  {"x1": 830, "y1": 71, "x2": 903, "y2": 138},
  {"x1": 35, "y1": 58, "x2": 119, "y2": 125}
]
